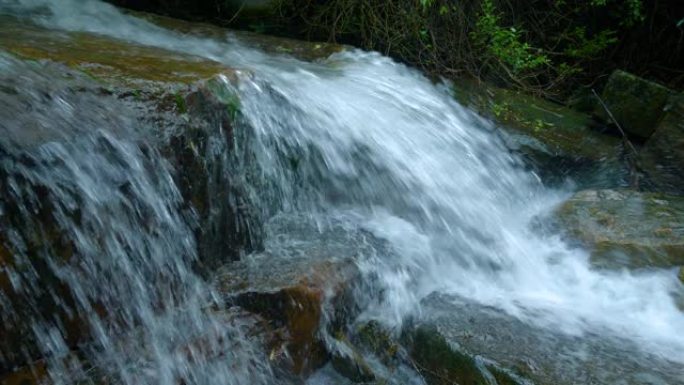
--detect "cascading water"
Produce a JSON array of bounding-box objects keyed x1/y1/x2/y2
[
  {"x1": 1, "y1": 0, "x2": 683, "y2": 382},
  {"x1": 0, "y1": 54, "x2": 274, "y2": 383}
]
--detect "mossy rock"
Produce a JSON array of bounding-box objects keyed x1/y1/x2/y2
[
  {"x1": 595, "y1": 70, "x2": 674, "y2": 139},
  {"x1": 330, "y1": 336, "x2": 377, "y2": 383},
  {"x1": 0, "y1": 16, "x2": 229, "y2": 89},
  {"x1": 354, "y1": 321, "x2": 401, "y2": 366},
  {"x1": 452, "y1": 77, "x2": 626, "y2": 188},
  {"x1": 403, "y1": 326, "x2": 523, "y2": 385},
  {"x1": 453, "y1": 77, "x2": 620, "y2": 162},
  {"x1": 639, "y1": 93, "x2": 684, "y2": 194},
  {"x1": 555, "y1": 189, "x2": 684, "y2": 269},
  {"x1": 129, "y1": 11, "x2": 345, "y2": 62}
]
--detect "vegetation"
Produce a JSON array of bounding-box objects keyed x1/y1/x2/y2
[
  {"x1": 271, "y1": 0, "x2": 683, "y2": 98},
  {"x1": 109, "y1": 0, "x2": 683, "y2": 99}
]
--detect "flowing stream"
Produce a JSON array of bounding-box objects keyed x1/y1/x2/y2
[{"x1": 1, "y1": 0, "x2": 683, "y2": 383}]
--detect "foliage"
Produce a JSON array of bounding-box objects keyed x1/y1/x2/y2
[
  {"x1": 271, "y1": 0, "x2": 683, "y2": 96},
  {"x1": 471, "y1": 0, "x2": 549, "y2": 73},
  {"x1": 107, "y1": 0, "x2": 684, "y2": 96}
]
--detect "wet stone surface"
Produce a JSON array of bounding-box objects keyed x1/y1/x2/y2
[
  {"x1": 417, "y1": 294, "x2": 684, "y2": 385},
  {"x1": 555, "y1": 189, "x2": 684, "y2": 269}
]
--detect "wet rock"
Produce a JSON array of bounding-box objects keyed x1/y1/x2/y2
[
  {"x1": 160, "y1": 79, "x2": 264, "y2": 268},
  {"x1": 418, "y1": 294, "x2": 684, "y2": 385},
  {"x1": 0, "y1": 16, "x2": 226, "y2": 87},
  {"x1": 0, "y1": 361, "x2": 47, "y2": 385},
  {"x1": 131, "y1": 11, "x2": 345, "y2": 62},
  {"x1": 555, "y1": 189, "x2": 684, "y2": 269},
  {"x1": 595, "y1": 70, "x2": 674, "y2": 139},
  {"x1": 329, "y1": 337, "x2": 376, "y2": 383},
  {"x1": 0, "y1": 18, "x2": 263, "y2": 371},
  {"x1": 404, "y1": 326, "x2": 491, "y2": 385},
  {"x1": 215, "y1": 249, "x2": 361, "y2": 376},
  {"x1": 1, "y1": 12, "x2": 266, "y2": 262},
  {"x1": 327, "y1": 320, "x2": 524, "y2": 385},
  {"x1": 639, "y1": 94, "x2": 684, "y2": 194},
  {"x1": 353, "y1": 321, "x2": 402, "y2": 369},
  {"x1": 452, "y1": 77, "x2": 627, "y2": 189}
]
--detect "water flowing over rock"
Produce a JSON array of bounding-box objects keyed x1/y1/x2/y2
[
  {"x1": 556, "y1": 189, "x2": 684, "y2": 269},
  {"x1": 416, "y1": 294, "x2": 684, "y2": 385},
  {"x1": 0, "y1": 60, "x2": 274, "y2": 385},
  {"x1": 1, "y1": 1, "x2": 684, "y2": 384}
]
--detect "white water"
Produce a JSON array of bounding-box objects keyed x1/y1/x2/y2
[
  {"x1": 0, "y1": 52, "x2": 275, "y2": 384},
  {"x1": 2, "y1": 0, "x2": 684, "y2": 370}
]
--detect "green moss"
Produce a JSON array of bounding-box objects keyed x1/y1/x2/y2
[
  {"x1": 452, "y1": 77, "x2": 620, "y2": 161},
  {"x1": 356, "y1": 321, "x2": 400, "y2": 362},
  {"x1": 129, "y1": 11, "x2": 344, "y2": 62},
  {"x1": 330, "y1": 335, "x2": 376, "y2": 383},
  {"x1": 596, "y1": 70, "x2": 674, "y2": 138},
  {"x1": 0, "y1": 16, "x2": 229, "y2": 87},
  {"x1": 407, "y1": 326, "x2": 488, "y2": 385},
  {"x1": 174, "y1": 92, "x2": 187, "y2": 114}
]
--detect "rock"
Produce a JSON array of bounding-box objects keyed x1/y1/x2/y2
[
  {"x1": 679, "y1": 267, "x2": 684, "y2": 284},
  {"x1": 566, "y1": 86, "x2": 597, "y2": 114},
  {"x1": 130, "y1": 11, "x2": 345, "y2": 62},
  {"x1": 329, "y1": 337, "x2": 376, "y2": 383},
  {"x1": 417, "y1": 294, "x2": 684, "y2": 385},
  {"x1": 555, "y1": 189, "x2": 684, "y2": 269},
  {"x1": 324, "y1": 320, "x2": 525, "y2": 385},
  {"x1": 404, "y1": 326, "x2": 491, "y2": 385},
  {"x1": 639, "y1": 94, "x2": 684, "y2": 194},
  {"x1": 0, "y1": 362, "x2": 47, "y2": 385},
  {"x1": 452, "y1": 77, "x2": 627, "y2": 189},
  {"x1": 595, "y1": 70, "x2": 674, "y2": 139},
  {"x1": 0, "y1": 17, "x2": 265, "y2": 371},
  {"x1": 214, "y1": 215, "x2": 364, "y2": 377}
]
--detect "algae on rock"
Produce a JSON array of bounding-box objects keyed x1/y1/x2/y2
[
  {"x1": 639, "y1": 93, "x2": 684, "y2": 194},
  {"x1": 595, "y1": 70, "x2": 674, "y2": 139},
  {"x1": 555, "y1": 189, "x2": 684, "y2": 269}
]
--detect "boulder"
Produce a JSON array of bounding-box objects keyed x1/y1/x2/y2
[
  {"x1": 452, "y1": 77, "x2": 627, "y2": 189},
  {"x1": 555, "y1": 189, "x2": 684, "y2": 269},
  {"x1": 321, "y1": 319, "x2": 527, "y2": 385},
  {"x1": 639, "y1": 93, "x2": 684, "y2": 194},
  {"x1": 0, "y1": 16, "x2": 264, "y2": 371},
  {"x1": 214, "y1": 215, "x2": 364, "y2": 377},
  {"x1": 404, "y1": 326, "x2": 493, "y2": 385},
  {"x1": 416, "y1": 294, "x2": 684, "y2": 385},
  {"x1": 595, "y1": 70, "x2": 674, "y2": 139}
]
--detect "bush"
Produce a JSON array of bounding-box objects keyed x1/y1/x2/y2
[{"x1": 273, "y1": 0, "x2": 684, "y2": 97}]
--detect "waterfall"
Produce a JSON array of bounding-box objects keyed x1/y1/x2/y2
[
  {"x1": 0, "y1": 54, "x2": 273, "y2": 383},
  {"x1": 1, "y1": 1, "x2": 683, "y2": 383}
]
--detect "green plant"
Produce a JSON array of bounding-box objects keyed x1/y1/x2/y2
[
  {"x1": 472, "y1": 0, "x2": 549, "y2": 73},
  {"x1": 564, "y1": 27, "x2": 618, "y2": 59}
]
